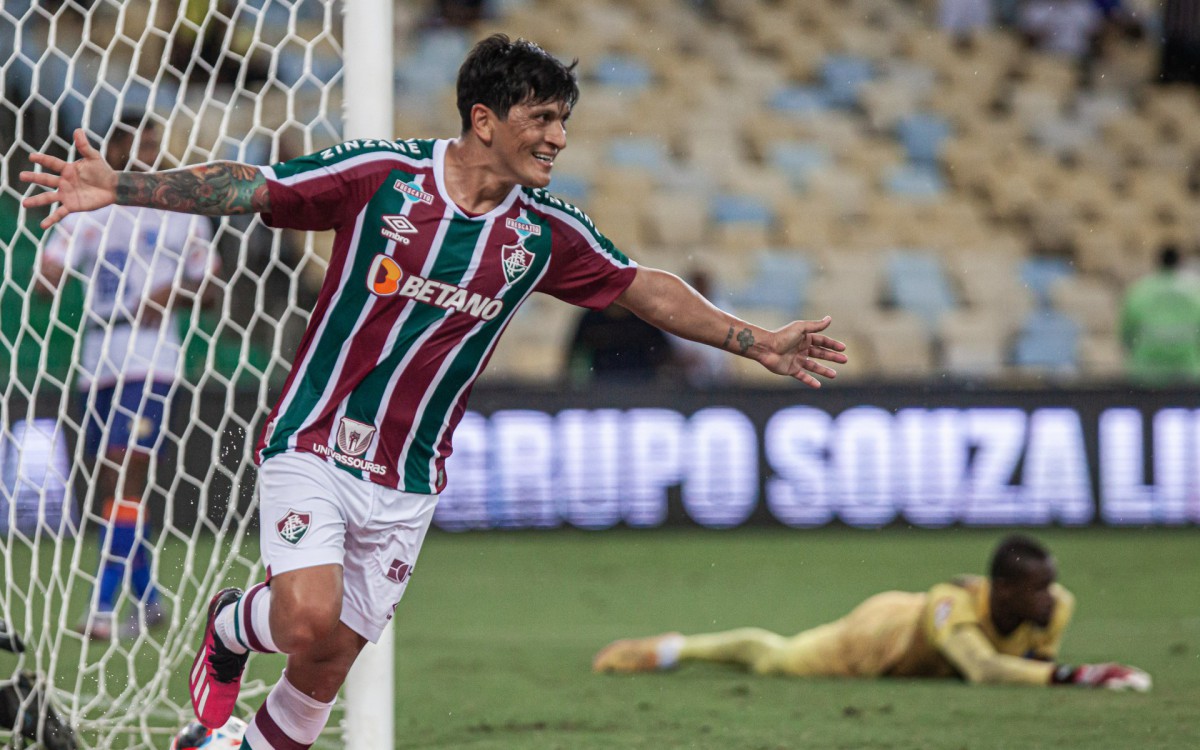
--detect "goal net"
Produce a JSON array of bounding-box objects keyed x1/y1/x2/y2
[{"x1": 1, "y1": 0, "x2": 344, "y2": 746}]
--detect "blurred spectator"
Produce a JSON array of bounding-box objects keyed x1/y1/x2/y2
[
  {"x1": 167, "y1": 0, "x2": 270, "y2": 89},
  {"x1": 567, "y1": 305, "x2": 677, "y2": 385},
  {"x1": 939, "y1": 0, "x2": 994, "y2": 48},
  {"x1": 429, "y1": 0, "x2": 485, "y2": 27},
  {"x1": 1019, "y1": 0, "x2": 1104, "y2": 59},
  {"x1": 1119, "y1": 245, "x2": 1200, "y2": 385},
  {"x1": 1158, "y1": 0, "x2": 1200, "y2": 86},
  {"x1": 667, "y1": 270, "x2": 734, "y2": 389}
]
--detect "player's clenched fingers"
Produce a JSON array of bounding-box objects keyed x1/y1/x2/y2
[
  {"x1": 28, "y1": 152, "x2": 67, "y2": 173},
  {"x1": 20, "y1": 171, "x2": 60, "y2": 189}
]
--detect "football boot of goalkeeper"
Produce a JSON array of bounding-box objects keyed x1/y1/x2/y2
[{"x1": 189, "y1": 588, "x2": 248, "y2": 728}]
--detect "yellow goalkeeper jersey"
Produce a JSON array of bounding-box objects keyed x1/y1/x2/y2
[{"x1": 780, "y1": 575, "x2": 1073, "y2": 685}]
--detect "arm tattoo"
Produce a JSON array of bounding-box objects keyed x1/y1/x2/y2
[
  {"x1": 722, "y1": 326, "x2": 735, "y2": 350},
  {"x1": 116, "y1": 162, "x2": 270, "y2": 216},
  {"x1": 736, "y1": 328, "x2": 755, "y2": 355}
]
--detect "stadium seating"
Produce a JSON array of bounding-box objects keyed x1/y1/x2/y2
[{"x1": 12, "y1": 0, "x2": 1192, "y2": 386}]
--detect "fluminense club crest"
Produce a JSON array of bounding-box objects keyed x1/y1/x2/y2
[
  {"x1": 501, "y1": 243, "x2": 535, "y2": 286},
  {"x1": 276, "y1": 509, "x2": 311, "y2": 546},
  {"x1": 336, "y1": 417, "x2": 377, "y2": 457}
]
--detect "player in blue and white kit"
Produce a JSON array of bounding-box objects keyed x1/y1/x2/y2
[{"x1": 36, "y1": 113, "x2": 219, "y2": 641}]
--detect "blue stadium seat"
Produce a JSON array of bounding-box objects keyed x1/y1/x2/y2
[
  {"x1": 710, "y1": 194, "x2": 774, "y2": 225},
  {"x1": 735, "y1": 250, "x2": 812, "y2": 314},
  {"x1": 884, "y1": 164, "x2": 946, "y2": 200},
  {"x1": 768, "y1": 85, "x2": 830, "y2": 116},
  {"x1": 896, "y1": 112, "x2": 952, "y2": 166},
  {"x1": 1020, "y1": 257, "x2": 1075, "y2": 308},
  {"x1": 821, "y1": 54, "x2": 873, "y2": 108},
  {"x1": 766, "y1": 142, "x2": 833, "y2": 191},
  {"x1": 885, "y1": 249, "x2": 957, "y2": 325},
  {"x1": 607, "y1": 136, "x2": 670, "y2": 170},
  {"x1": 591, "y1": 53, "x2": 653, "y2": 89},
  {"x1": 547, "y1": 173, "x2": 591, "y2": 205},
  {"x1": 1012, "y1": 309, "x2": 1080, "y2": 372},
  {"x1": 396, "y1": 29, "x2": 470, "y2": 95}
]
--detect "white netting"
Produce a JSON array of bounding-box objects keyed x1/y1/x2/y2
[{"x1": 0, "y1": 1, "x2": 343, "y2": 746}]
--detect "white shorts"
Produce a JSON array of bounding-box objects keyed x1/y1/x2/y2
[{"x1": 256, "y1": 451, "x2": 438, "y2": 643}]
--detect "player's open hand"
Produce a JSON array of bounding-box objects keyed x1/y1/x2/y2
[
  {"x1": 20, "y1": 128, "x2": 118, "y2": 229},
  {"x1": 757, "y1": 316, "x2": 848, "y2": 388}
]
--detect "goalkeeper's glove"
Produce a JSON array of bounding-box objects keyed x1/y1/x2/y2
[{"x1": 1051, "y1": 663, "x2": 1152, "y2": 692}]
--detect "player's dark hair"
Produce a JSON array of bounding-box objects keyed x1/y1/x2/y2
[
  {"x1": 990, "y1": 535, "x2": 1051, "y2": 583},
  {"x1": 456, "y1": 34, "x2": 579, "y2": 133},
  {"x1": 1160, "y1": 244, "x2": 1181, "y2": 270},
  {"x1": 109, "y1": 109, "x2": 158, "y2": 143}
]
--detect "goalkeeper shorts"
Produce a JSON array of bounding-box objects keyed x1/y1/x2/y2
[{"x1": 256, "y1": 450, "x2": 438, "y2": 642}]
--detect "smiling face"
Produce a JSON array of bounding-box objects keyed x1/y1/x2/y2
[{"x1": 485, "y1": 98, "x2": 570, "y2": 189}]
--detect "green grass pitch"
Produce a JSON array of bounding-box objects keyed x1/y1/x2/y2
[{"x1": 3, "y1": 527, "x2": 1198, "y2": 748}]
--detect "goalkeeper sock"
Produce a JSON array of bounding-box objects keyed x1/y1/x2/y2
[
  {"x1": 130, "y1": 534, "x2": 158, "y2": 605},
  {"x1": 243, "y1": 671, "x2": 334, "y2": 750},
  {"x1": 96, "y1": 497, "x2": 142, "y2": 612},
  {"x1": 215, "y1": 582, "x2": 278, "y2": 654}
]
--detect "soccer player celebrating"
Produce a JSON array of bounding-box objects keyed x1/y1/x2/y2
[
  {"x1": 34, "y1": 112, "x2": 217, "y2": 641},
  {"x1": 594, "y1": 535, "x2": 1151, "y2": 692},
  {"x1": 21, "y1": 35, "x2": 847, "y2": 748}
]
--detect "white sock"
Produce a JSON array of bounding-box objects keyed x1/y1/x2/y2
[
  {"x1": 243, "y1": 671, "x2": 335, "y2": 749},
  {"x1": 656, "y1": 634, "x2": 686, "y2": 669},
  {"x1": 214, "y1": 582, "x2": 278, "y2": 654}
]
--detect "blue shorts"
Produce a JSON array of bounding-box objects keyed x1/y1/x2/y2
[{"x1": 81, "y1": 380, "x2": 173, "y2": 457}]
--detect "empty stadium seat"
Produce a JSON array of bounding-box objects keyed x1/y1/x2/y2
[
  {"x1": 885, "y1": 249, "x2": 957, "y2": 325},
  {"x1": 1020, "y1": 257, "x2": 1075, "y2": 308},
  {"x1": 710, "y1": 194, "x2": 774, "y2": 226},
  {"x1": 607, "y1": 135, "x2": 671, "y2": 170},
  {"x1": 884, "y1": 163, "x2": 946, "y2": 200},
  {"x1": 591, "y1": 53, "x2": 654, "y2": 89},
  {"x1": 733, "y1": 249, "x2": 813, "y2": 315},
  {"x1": 768, "y1": 85, "x2": 831, "y2": 116},
  {"x1": 821, "y1": 54, "x2": 874, "y2": 108},
  {"x1": 896, "y1": 112, "x2": 952, "y2": 166},
  {"x1": 1012, "y1": 309, "x2": 1081, "y2": 374},
  {"x1": 766, "y1": 141, "x2": 834, "y2": 191}
]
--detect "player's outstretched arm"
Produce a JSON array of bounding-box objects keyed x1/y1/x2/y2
[
  {"x1": 615, "y1": 266, "x2": 848, "y2": 388},
  {"x1": 20, "y1": 128, "x2": 269, "y2": 229},
  {"x1": 1051, "y1": 663, "x2": 1152, "y2": 692}
]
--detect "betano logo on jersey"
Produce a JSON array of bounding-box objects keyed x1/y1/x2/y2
[{"x1": 367, "y1": 254, "x2": 504, "y2": 320}]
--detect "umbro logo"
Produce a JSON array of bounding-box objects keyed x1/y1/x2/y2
[{"x1": 381, "y1": 215, "x2": 418, "y2": 244}]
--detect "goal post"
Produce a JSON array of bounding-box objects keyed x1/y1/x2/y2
[
  {"x1": 339, "y1": 0, "x2": 394, "y2": 748},
  {"x1": 0, "y1": 1, "x2": 396, "y2": 747}
]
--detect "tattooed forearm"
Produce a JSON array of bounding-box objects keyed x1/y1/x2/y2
[
  {"x1": 736, "y1": 328, "x2": 755, "y2": 355},
  {"x1": 722, "y1": 326, "x2": 735, "y2": 350},
  {"x1": 116, "y1": 162, "x2": 270, "y2": 215}
]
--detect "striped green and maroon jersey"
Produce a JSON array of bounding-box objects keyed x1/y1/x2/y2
[{"x1": 255, "y1": 138, "x2": 637, "y2": 494}]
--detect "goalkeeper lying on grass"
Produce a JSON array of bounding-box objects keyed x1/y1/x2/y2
[{"x1": 595, "y1": 535, "x2": 1150, "y2": 691}]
